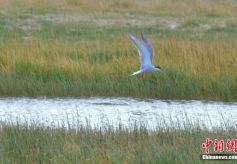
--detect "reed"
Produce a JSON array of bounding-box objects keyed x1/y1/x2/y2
[{"x1": 0, "y1": 117, "x2": 236, "y2": 163}]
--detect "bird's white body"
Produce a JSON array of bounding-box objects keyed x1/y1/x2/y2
[
  {"x1": 131, "y1": 65, "x2": 160, "y2": 76},
  {"x1": 129, "y1": 32, "x2": 161, "y2": 77}
]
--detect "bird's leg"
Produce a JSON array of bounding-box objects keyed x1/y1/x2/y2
[{"x1": 141, "y1": 74, "x2": 145, "y2": 80}]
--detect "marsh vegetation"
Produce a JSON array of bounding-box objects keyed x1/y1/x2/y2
[
  {"x1": 0, "y1": 0, "x2": 237, "y2": 100},
  {"x1": 1, "y1": 118, "x2": 237, "y2": 163},
  {"x1": 0, "y1": 0, "x2": 237, "y2": 162}
]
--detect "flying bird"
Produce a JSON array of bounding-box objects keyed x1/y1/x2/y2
[{"x1": 129, "y1": 31, "x2": 161, "y2": 80}]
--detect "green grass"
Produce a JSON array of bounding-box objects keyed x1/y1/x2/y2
[
  {"x1": 0, "y1": 0, "x2": 237, "y2": 100},
  {"x1": 0, "y1": 118, "x2": 236, "y2": 163}
]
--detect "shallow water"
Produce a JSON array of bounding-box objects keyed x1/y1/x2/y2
[{"x1": 0, "y1": 97, "x2": 236, "y2": 130}]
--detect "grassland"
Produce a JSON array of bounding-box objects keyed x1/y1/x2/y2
[
  {"x1": 0, "y1": 119, "x2": 236, "y2": 163},
  {"x1": 0, "y1": 0, "x2": 237, "y2": 100}
]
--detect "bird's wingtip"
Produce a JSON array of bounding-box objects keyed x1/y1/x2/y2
[{"x1": 141, "y1": 30, "x2": 147, "y2": 39}]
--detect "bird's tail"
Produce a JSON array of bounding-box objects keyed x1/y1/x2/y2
[{"x1": 130, "y1": 70, "x2": 142, "y2": 76}]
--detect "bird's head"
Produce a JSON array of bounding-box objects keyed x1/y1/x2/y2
[{"x1": 155, "y1": 66, "x2": 161, "y2": 71}]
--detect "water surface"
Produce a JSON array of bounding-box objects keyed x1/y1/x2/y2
[{"x1": 0, "y1": 97, "x2": 236, "y2": 130}]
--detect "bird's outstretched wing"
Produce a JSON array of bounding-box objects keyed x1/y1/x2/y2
[
  {"x1": 128, "y1": 33, "x2": 152, "y2": 70},
  {"x1": 141, "y1": 31, "x2": 154, "y2": 64}
]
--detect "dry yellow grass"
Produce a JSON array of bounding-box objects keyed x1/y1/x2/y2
[{"x1": 1, "y1": 37, "x2": 236, "y2": 78}]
